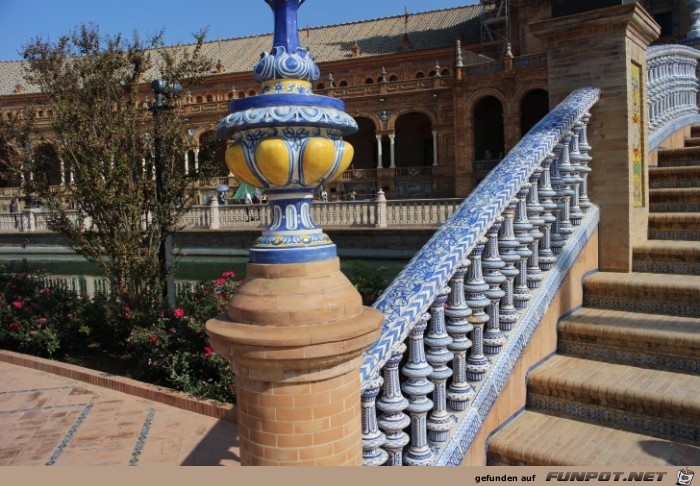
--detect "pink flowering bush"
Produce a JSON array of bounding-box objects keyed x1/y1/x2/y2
[
  {"x1": 0, "y1": 267, "x2": 87, "y2": 358},
  {"x1": 127, "y1": 271, "x2": 240, "y2": 402},
  {"x1": 0, "y1": 266, "x2": 239, "y2": 403}
]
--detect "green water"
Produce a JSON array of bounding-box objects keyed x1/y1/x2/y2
[{"x1": 0, "y1": 255, "x2": 407, "y2": 283}]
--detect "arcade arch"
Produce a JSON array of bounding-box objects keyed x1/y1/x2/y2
[
  {"x1": 520, "y1": 88, "x2": 550, "y2": 137},
  {"x1": 473, "y1": 96, "x2": 505, "y2": 161},
  {"x1": 394, "y1": 112, "x2": 433, "y2": 167},
  {"x1": 345, "y1": 116, "x2": 377, "y2": 170}
]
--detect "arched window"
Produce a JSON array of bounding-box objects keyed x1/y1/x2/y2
[
  {"x1": 441, "y1": 69, "x2": 451, "y2": 76},
  {"x1": 365, "y1": 78, "x2": 374, "y2": 84},
  {"x1": 416, "y1": 72, "x2": 425, "y2": 79},
  {"x1": 199, "y1": 131, "x2": 230, "y2": 177},
  {"x1": 206, "y1": 94, "x2": 213, "y2": 102},
  {"x1": 428, "y1": 71, "x2": 437, "y2": 77},
  {"x1": 316, "y1": 83, "x2": 325, "y2": 90},
  {"x1": 196, "y1": 96, "x2": 203, "y2": 104},
  {"x1": 33, "y1": 143, "x2": 62, "y2": 186},
  {"x1": 473, "y1": 96, "x2": 505, "y2": 161},
  {"x1": 339, "y1": 80, "x2": 348, "y2": 87},
  {"x1": 389, "y1": 74, "x2": 398, "y2": 82},
  {"x1": 520, "y1": 89, "x2": 550, "y2": 137},
  {"x1": 248, "y1": 90, "x2": 256, "y2": 96},
  {"x1": 238, "y1": 91, "x2": 246, "y2": 98},
  {"x1": 345, "y1": 117, "x2": 378, "y2": 170},
  {"x1": 395, "y1": 112, "x2": 433, "y2": 168}
]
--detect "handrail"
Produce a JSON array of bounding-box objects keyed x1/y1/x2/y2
[
  {"x1": 358, "y1": 86, "x2": 601, "y2": 466},
  {"x1": 647, "y1": 44, "x2": 700, "y2": 151},
  {"x1": 361, "y1": 86, "x2": 600, "y2": 386}
]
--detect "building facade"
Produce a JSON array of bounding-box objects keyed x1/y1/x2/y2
[{"x1": 0, "y1": 0, "x2": 690, "y2": 208}]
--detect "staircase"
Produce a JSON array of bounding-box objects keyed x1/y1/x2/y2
[{"x1": 487, "y1": 129, "x2": 700, "y2": 466}]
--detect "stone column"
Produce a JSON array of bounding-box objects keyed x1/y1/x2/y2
[
  {"x1": 209, "y1": 197, "x2": 220, "y2": 230},
  {"x1": 376, "y1": 135, "x2": 383, "y2": 169},
  {"x1": 206, "y1": 0, "x2": 383, "y2": 467},
  {"x1": 59, "y1": 158, "x2": 65, "y2": 186},
  {"x1": 375, "y1": 189, "x2": 387, "y2": 228},
  {"x1": 389, "y1": 133, "x2": 396, "y2": 168},
  {"x1": 531, "y1": 4, "x2": 660, "y2": 272},
  {"x1": 193, "y1": 148, "x2": 200, "y2": 173},
  {"x1": 184, "y1": 151, "x2": 190, "y2": 175},
  {"x1": 432, "y1": 130, "x2": 438, "y2": 166},
  {"x1": 207, "y1": 260, "x2": 382, "y2": 466}
]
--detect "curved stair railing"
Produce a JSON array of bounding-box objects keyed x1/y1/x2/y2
[
  {"x1": 359, "y1": 86, "x2": 602, "y2": 466},
  {"x1": 647, "y1": 44, "x2": 700, "y2": 151}
]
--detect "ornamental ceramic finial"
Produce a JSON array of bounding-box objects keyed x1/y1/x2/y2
[
  {"x1": 216, "y1": 0, "x2": 358, "y2": 264},
  {"x1": 254, "y1": 0, "x2": 320, "y2": 85}
]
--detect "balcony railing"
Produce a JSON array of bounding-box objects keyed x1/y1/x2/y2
[{"x1": 0, "y1": 198, "x2": 473, "y2": 233}]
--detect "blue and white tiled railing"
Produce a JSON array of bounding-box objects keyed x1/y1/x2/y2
[
  {"x1": 359, "y1": 87, "x2": 602, "y2": 466},
  {"x1": 647, "y1": 44, "x2": 700, "y2": 151}
]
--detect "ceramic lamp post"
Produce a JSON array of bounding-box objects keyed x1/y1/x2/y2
[{"x1": 206, "y1": 0, "x2": 384, "y2": 466}]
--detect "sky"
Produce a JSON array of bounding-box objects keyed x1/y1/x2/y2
[{"x1": 0, "y1": 0, "x2": 479, "y2": 62}]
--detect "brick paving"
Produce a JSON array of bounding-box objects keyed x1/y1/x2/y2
[{"x1": 0, "y1": 360, "x2": 241, "y2": 466}]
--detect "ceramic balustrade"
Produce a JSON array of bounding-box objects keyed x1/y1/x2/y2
[
  {"x1": 359, "y1": 87, "x2": 601, "y2": 466},
  {"x1": 647, "y1": 45, "x2": 700, "y2": 151}
]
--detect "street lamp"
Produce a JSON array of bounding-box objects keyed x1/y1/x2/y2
[{"x1": 150, "y1": 78, "x2": 181, "y2": 310}]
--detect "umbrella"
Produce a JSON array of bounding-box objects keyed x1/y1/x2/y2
[
  {"x1": 217, "y1": 184, "x2": 230, "y2": 192},
  {"x1": 233, "y1": 182, "x2": 264, "y2": 200}
]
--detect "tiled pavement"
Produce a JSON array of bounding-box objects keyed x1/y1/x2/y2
[{"x1": 0, "y1": 360, "x2": 241, "y2": 466}]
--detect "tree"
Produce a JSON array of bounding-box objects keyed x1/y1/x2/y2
[
  {"x1": 0, "y1": 108, "x2": 33, "y2": 188},
  {"x1": 15, "y1": 25, "x2": 215, "y2": 338}
]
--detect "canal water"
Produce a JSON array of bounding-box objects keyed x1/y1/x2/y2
[{"x1": 0, "y1": 255, "x2": 408, "y2": 284}]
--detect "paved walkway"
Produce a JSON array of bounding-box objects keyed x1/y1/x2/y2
[{"x1": 0, "y1": 360, "x2": 241, "y2": 466}]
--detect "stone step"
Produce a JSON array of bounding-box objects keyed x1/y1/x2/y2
[
  {"x1": 649, "y1": 166, "x2": 700, "y2": 189},
  {"x1": 633, "y1": 240, "x2": 700, "y2": 275},
  {"x1": 583, "y1": 271, "x2": 700, "y2": 317},
  {"x1": 558, "y1": 307, "x2": 700, "y2": 374},
  {"x1": 685, "y1": 136, "x2": 700, "y2": 147},
  {"x1": 649, "y1": 212, "x2": 700, "y2": 240},
  {"x1": 527, "y1": 355, "x2": 700, "y2": 444},
  {"x1": 657, "y1": 146, "x2": 700, "y2": 167},
  {"x1": 488, "y1": 410, "x2": 700, "y2": 465},
  {"x1": 649, "y1": 187, "x2": 700, "y2": 212}
]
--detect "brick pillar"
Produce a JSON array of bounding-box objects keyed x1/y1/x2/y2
[
  {"x1": 530, "y1": 4, "x2": 660, "y2": 272},
  {"x1": 207, "y1": 258, "x2": 383, "y2": 466}
]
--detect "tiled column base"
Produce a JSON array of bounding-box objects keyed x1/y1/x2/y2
[
  {"x1": 206, "y1": 258, "x2": 384, "y2": 466},
  {"x1": 235, "y1": 363, "x2": 362, "y2": 466}
]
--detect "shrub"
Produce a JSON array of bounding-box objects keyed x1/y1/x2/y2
[
  {"x1": 127, "y1": 271, "x2": 239, "y2": 402},
  {"x1": 0, "y1": 266, "x2": 88, "y2": 357},
  {"x1": 345, "y1": 262, "x2": 390, "y2": 306},
  {"x1": 0, "y1": 266, "x2": 239, "y2": 403}
]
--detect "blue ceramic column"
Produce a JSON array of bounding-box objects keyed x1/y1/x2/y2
[{"x1": 207, "y1": 0, "x2": 384, "y2": 466}]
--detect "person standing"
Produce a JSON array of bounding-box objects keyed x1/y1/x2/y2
[
  {"x1": 320, "y1": 187, "x2": 328, "y2": 202},
  {"x1": 9, "y1": 198, "x2": 19, "y2": 229},
  {"x1": 244, "y1": 190, "x2": 256, "y2": 221}
]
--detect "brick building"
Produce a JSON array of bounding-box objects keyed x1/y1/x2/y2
[{"x1": 0, "y1": 0, "x2": 691, "y2": 204}]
